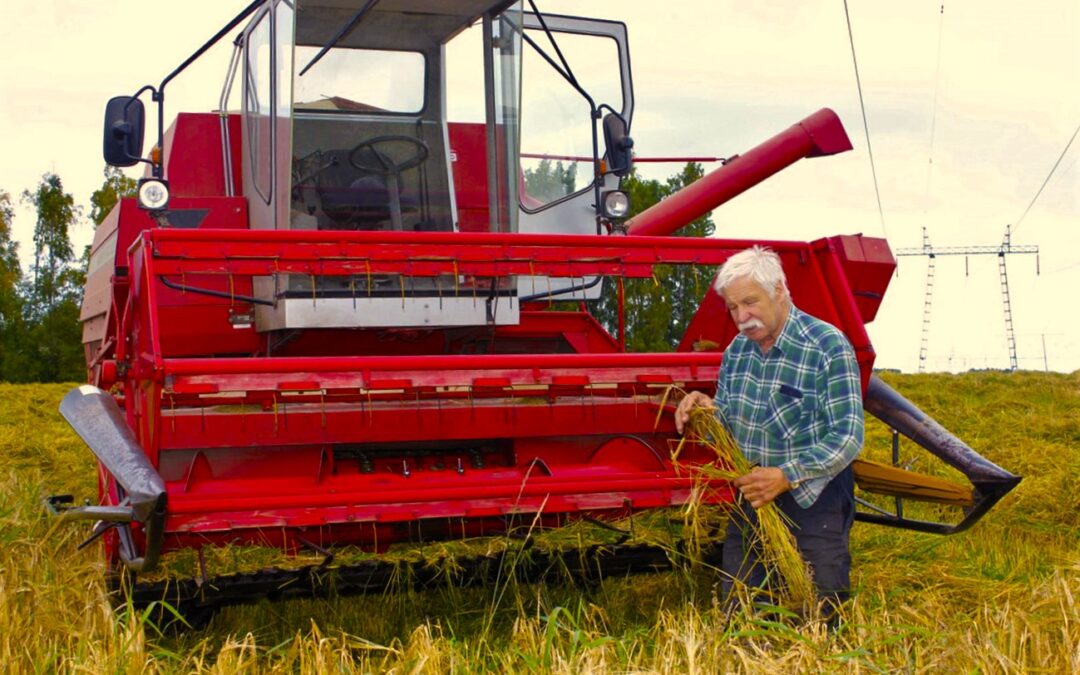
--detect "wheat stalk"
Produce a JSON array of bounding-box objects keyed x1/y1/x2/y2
[{"x1": 679, "y1": 404, "x2": 817, "y2": 609}]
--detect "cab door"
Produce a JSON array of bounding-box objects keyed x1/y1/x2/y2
[
  {"x1": 517, "y1": 13, "x2": 634, "y2": 300},
  {"x1": 240, "y1": 0, "x2": 294, "y2": 230}
]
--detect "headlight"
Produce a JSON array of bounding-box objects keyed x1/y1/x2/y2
[
  {"x1": 601, "y1": 190, "x2": 630, "y2": 219},
  {"x1": 137, "y1": 178, "x2": 170, "y2": 211}
]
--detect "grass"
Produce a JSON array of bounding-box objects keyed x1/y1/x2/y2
[{"x1": 0, "y1": 372, "x2": 1078, "y2": 673}]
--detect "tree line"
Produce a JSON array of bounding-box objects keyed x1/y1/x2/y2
[
  {"x1": 594, "y1": 163, "x2": 717, "y2": 351},
  {"x1": 524, "y1": 160, "x2": 718, "y2": 352},
  {"x1": 0, "y1": 167, "x2": 135, "y2": 383}
]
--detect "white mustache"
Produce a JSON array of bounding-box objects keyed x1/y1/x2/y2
[{"x1": 738, "y1": 319, "x2": 765, "y2": 332}]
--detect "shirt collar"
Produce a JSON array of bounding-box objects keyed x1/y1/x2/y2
[{"x1": 768, "y1": 304, "x2": 801, "y2": 357}]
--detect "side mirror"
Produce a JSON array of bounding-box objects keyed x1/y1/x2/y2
[
  {"x1": 602, "y1": 113, "x2": 634, "y2": 177},
  {"x1": 103, "y1": 96, "x2": 145, "y2": 167}
]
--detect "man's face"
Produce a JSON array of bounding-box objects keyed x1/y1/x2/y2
[{"x1": 722, "y1": 276, "x2": 789, "y2": 351}]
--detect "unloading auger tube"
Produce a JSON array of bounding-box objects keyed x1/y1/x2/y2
[{"x1": 860, "y1": 375, "x2": 1022, "y2": 534}]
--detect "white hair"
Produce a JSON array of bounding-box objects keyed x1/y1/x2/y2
[{"x1": 713, "y1": 245, "x2": 789, "y2": 300}]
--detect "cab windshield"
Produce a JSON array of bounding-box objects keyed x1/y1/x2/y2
[{"x1": 283, "y1": 0, "x2": 523, "y2": 236}]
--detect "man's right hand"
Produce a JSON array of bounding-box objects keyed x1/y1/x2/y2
[{"x1": 675, "y1": 391, "x2": 715, "y2": 435}]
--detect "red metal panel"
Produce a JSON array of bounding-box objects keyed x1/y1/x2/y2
[
  {"x1": 498, "y1": 310, "x2": 621, "y2": 354},
  {"x1": 162, "y1": 113, "x2": 242, "y2": 197},
  {"x1": 162, "y1": 351, "x2": 720, "y2": 376},
  {"x1": 105, "y1": 220, "x2": 896, "y2": 555},
  {"x1": 116, "y1": 199, "x2": 255, "y2": 359},
  {"x1": 156, "y1": 401, "x2": 706, "y2": 450},
  {"x1": 164, "y1": 476, "x2": 711, "y2": 521},
  {"x1": 143, "y1": 229, "x2": 808, "y2": 279},
  {"x1": 448, "y1": 122, "x2": 491, "y2": 232},
  {"x1": 113, "y1": 196, "x2": 248, "y2": 276},
  {"x1": 156, "y1": 305, "x2": 260, "y2": 357},
  {"x1": 151, "y1": 428, "x2": 731, "y2": 548},
  {"x1": 812, "y1": 238, "x2": 878, "y2": 392},
  {"x1": 829, "y1": 234, "x2": 896, "y2": 323}
]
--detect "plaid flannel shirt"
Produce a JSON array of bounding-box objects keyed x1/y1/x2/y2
[{"x1": 713, "y1": 305, "x2": 864, "y2": 508}]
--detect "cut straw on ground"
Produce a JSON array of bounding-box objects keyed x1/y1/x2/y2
[{"x1": 2, "y1": 373, "x2": 1077, "y2": 672}]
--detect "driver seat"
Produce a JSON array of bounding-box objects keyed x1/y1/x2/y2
[
  {"x1": 291, "y1": 120, "x2": 455, "y2": 233},
  {"x1": 298, "y1": 148, "x2": 420, "y2": 230}
]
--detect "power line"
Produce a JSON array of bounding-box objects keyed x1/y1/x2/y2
[
  {"x1": 1047, "y1": 260, "x2": 1080, "y2": 275},
  {"x1": 923, "y1": 4, "x2": 945, "y2": 222},
  {"x1": 896, "y1": 225, "x2": 1039, "y2": 371},
  {"x1": 842, "y1": 0, "x2": 887, "y2": 240},
  {"x1": 1013, "y1": 119, "x2": 1080, "y2": 235}
]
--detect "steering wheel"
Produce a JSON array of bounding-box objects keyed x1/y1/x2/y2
[
  {"x1": 346, "y1": 135, "x2": 429, "y2": 231},
  {"x1": 347, "y1": 134, "x2": 430, "y2": 175}
]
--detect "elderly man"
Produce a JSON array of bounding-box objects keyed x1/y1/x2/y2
[{"x1": 675, "y1": 245, "x2": 864, "y2": 611}]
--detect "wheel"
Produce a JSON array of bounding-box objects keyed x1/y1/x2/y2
[{"x1": 347, "y1": 134, "x2": 429, "y2": 175}]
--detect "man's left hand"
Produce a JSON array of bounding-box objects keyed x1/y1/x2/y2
[{"x1": 733, "y1": 467, "x2": 791, "y2": 508}]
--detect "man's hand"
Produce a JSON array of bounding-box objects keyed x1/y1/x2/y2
[
  {"x1": 733, "y1": 466, "x2": 791, "y2": 508},
  {"x1": 675, "y1": 391, "x2": 715, "y2": 434}
]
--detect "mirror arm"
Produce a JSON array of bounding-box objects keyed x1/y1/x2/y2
[
  {"x1": 146, "y1": 0, "x2": 263, "y2": 179},
  {"x1": 526, "y1": 0, "x2": 578, "y2": 87},
  {"x1": 518, "y1": 30, "x2": 592, "y2": 107},
  {"x1": 158, "y1": 0, "x2": 263, "y2": 94},
  {"x1": 110, "y1": 122, "x2": 154, "y2": 168}
]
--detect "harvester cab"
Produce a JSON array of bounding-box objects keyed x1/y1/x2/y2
[
  {"x1": 57, "y1": 0, "x2": 1020, "y2": 619},
  {"x1": 266, "y1": 1, "x2": 634, "y2": 329},
  {"x1": 106, "y1": 0, "x2": 632, "y2": 332}
]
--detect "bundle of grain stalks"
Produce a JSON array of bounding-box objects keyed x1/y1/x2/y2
[{"x1": 666, "y1": 394, "x2": 816, "y2": 610}]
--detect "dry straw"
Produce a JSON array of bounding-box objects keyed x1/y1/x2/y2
[{"x1": 666, "y1": 393, "x2": 816, "y2": 609}]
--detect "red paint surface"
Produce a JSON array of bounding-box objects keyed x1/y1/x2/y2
[{"x1": 82, "y1": 107, "x2": 895, "y2": 561}]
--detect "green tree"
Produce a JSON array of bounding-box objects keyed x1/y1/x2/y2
[
  {"x1": 593, "y1": 163, "x2": 716, "y2": 352},
  {"x1": 523, "y1": 159, "x2": 577, "y2": 204},
  {"x1": 0, "y1": 191, "x2": 21, "y2": 317},
  {"x1": 89, "y1": 165, "x2": 137, "y2": 226},
  {"x1": 17, "y1": 174, "x2": 85, "y2": 382},
  {"x1": 23, "y1": 297, "x2": 84, "y2": 382},
  {"x1": 22, "y1": 173, "x2": 80, "y2": 313},
  {"x1": 0, "y1": 190, "x2": 27, "y2": 381}
]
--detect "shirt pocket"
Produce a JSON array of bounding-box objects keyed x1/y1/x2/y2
[{"x1": 765, "y1": 387, "x2": 809, "y2": 442}]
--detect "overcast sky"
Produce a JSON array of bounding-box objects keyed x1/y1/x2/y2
[{"x1": 1, "y1": 1, "x2": 1077, "y2": 372}]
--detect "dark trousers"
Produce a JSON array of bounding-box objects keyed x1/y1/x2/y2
[{"x1": 720, "y1": 465, "x2": 855, "y2": 609}]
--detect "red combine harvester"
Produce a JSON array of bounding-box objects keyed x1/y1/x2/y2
[{"x1": 54, "y1": 0, "x2": 1018, "y2": 617}]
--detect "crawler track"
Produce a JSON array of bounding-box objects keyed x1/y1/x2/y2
[{"x1": 118, "y1": 541, "x2": 725, "y2": 628}]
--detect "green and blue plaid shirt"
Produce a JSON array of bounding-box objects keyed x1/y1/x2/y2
[{"x1": 713, "y1": 305, "x2": 864, "y2": 508}]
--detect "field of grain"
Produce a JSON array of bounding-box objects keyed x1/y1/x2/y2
[{"x1": 1, "y1": 372, "x2": 1077, "y2": 673}]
